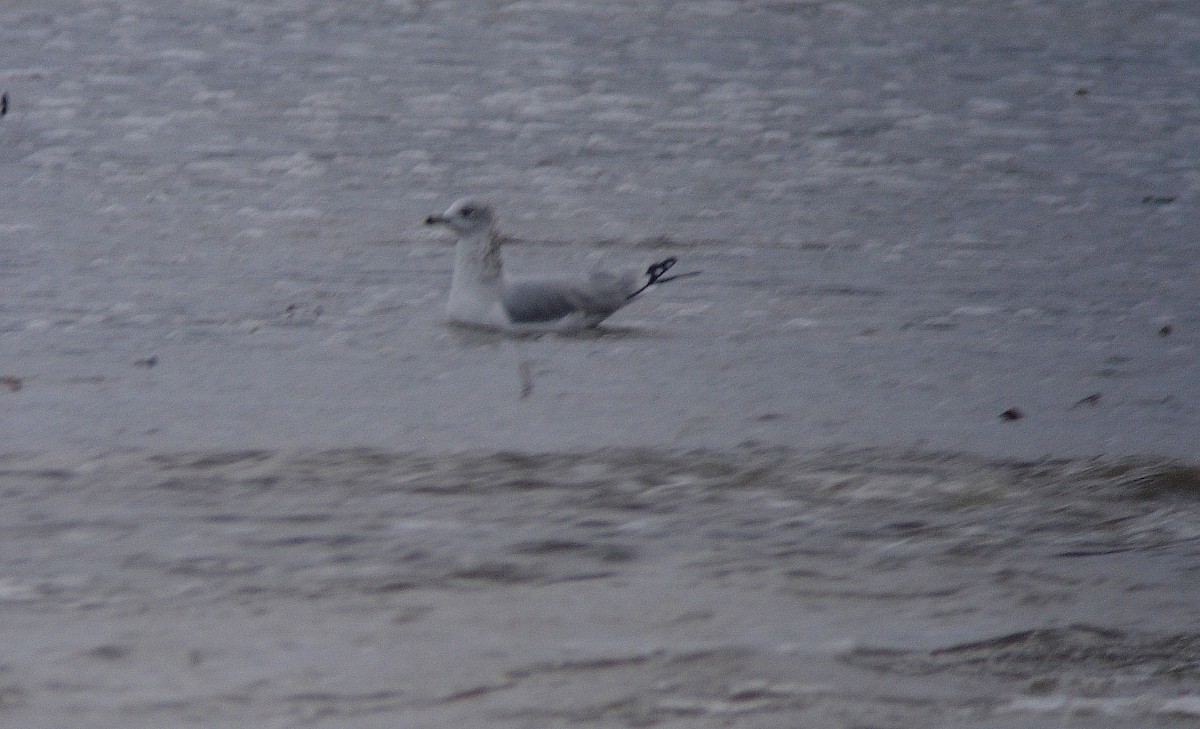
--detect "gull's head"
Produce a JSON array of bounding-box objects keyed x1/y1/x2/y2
[{"x1": 424, "y1": 198, "x2": 495, "y2": 236}]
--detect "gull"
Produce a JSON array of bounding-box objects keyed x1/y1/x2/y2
[{"x1": 424, "y1": 198, "x2": 695, "y2": 333}]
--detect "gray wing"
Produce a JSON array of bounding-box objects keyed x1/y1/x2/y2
[{"x1": 503, "y1": 272, "x2": 637, "y2": 324}]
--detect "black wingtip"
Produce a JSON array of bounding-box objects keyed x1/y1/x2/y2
[
  {"x1": 627, "y1": 257, "x2": 699, "y2": 300},
  {"x1": 1, "y1": 92, "x2": 7, "y2": 117},
  {"x1": 645, "y1": 257, "x2": 677, "y2": 279}
]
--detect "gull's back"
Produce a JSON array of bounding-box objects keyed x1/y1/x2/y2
[{"x1": 503, "y1": 269, "x2": 639, "y2": 328}]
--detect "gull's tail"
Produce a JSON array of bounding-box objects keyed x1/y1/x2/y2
[{"x1": 626, "y1": 257, "x2": 700, "y2": 300}]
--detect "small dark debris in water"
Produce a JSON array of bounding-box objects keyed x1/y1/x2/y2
[
  {"x1": 86, "y1": 644, "x2": 130, "y2": 661},
  {"x1": 1074, "y1": 87, "x2": 1088, "y2": 97},
  {"x1": 1141, "y1": 195, "x2": 1176, "y2": 205},
  {"x1": 1, "y1": 375, "x2": 22, "y2": 392},
  {"x1": 887, "y1": 520, "x2": 928, "y2": 535},
  {"x1": 1070, "y1": 392, "x2": 1101, "y2": 409},
  {"x1": 451, "y1": 562, "x2": 541, "y2": 585},
  {"x1": 512, "y1": 538, "x2": 588, "y2": 555},
  {"x1": 284, "y1": 302, "x2": 322, "y2": 319},
  {"x1": 134, "y1": 355, "x2": 158, "y2": 368},
  {"x1": 999, "y1": 407, "x2": 1023, "y2": 421},
  {"x1": 1026, "y1": 676, "x2": 1059, "y2": 695},
  {"x1": 0, "y1": 92, "x2": 7, "y2": 116},
  {"x1": 1158, "y1": 324, "x2": 1173, "y2": 337}
]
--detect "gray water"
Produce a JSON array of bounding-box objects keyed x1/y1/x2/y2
[
  {"x1": 2, "y1": 1, "x2": 1199, "y2": 726},
  {"x1": 1, "y1": 448, "x2": 1198, "y2": 727},
  {"x1": 3, "y1": 0, "x2": 1198, "y2": 457}
]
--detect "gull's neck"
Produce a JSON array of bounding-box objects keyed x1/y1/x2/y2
[
  {"x1": 452, "y1": 227, "x2": 503, "y2": 285},
  {"x1": 447, "y1": 226, "x2": 505, "y2": 326}
]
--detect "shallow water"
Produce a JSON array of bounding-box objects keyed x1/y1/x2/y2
[
  {"x1": 2, "y1": 1, "x2": 1200, "y2": 726},
  {"x1": 1, "y1": 447, "x2": 1198, "y2": 727},
  {"x1": 2, "y1": 0, "x2": 1197, "y2": 458}
]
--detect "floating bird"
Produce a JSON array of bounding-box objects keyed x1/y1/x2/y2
[{"x1": 425, "y1": 198, "x2": 695, "y2": 332}]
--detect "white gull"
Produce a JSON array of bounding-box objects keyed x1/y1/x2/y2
[{"x1": 424, "y1": 198, "x2": 694, "y2": 333}]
